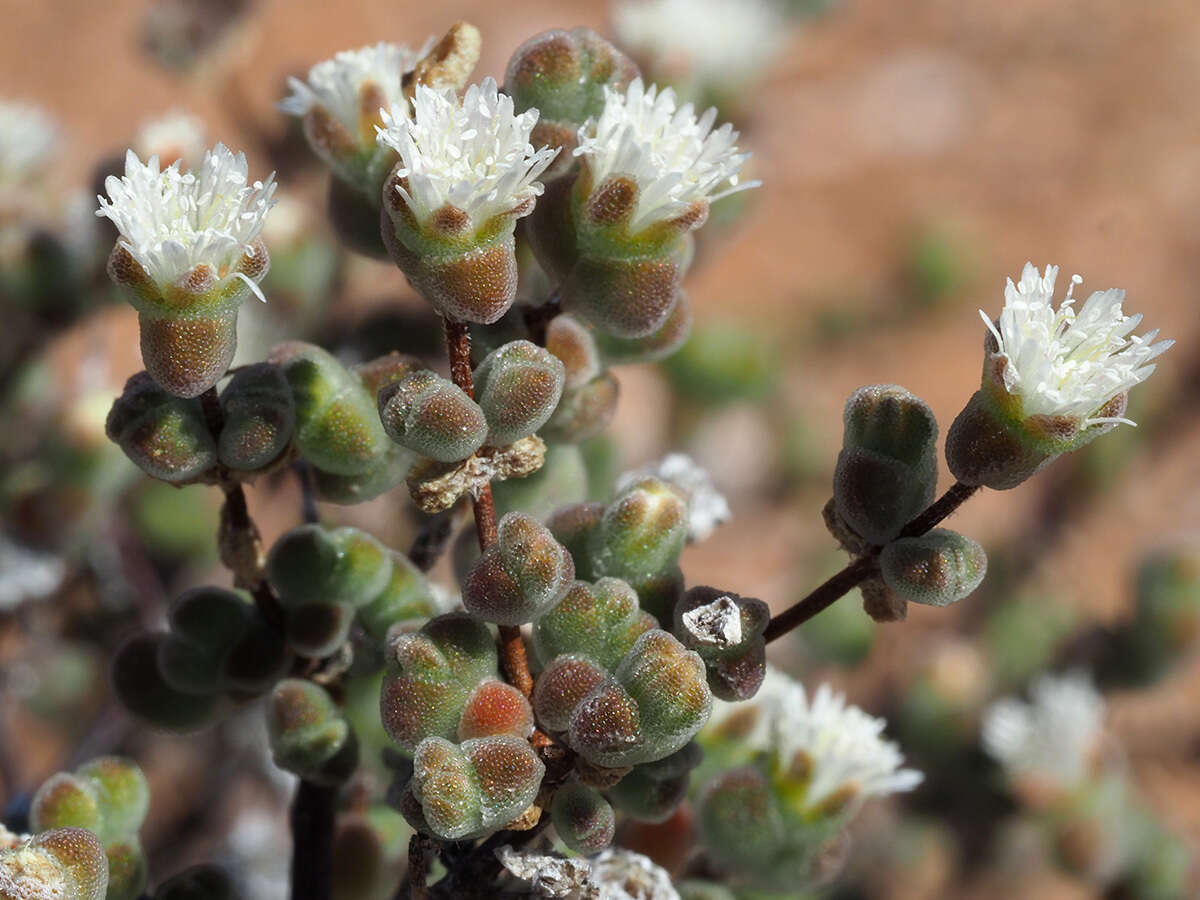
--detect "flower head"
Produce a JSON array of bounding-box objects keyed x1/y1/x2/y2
[
  {"x1": 705, "y1": 667, "x2": 922, "y2": 814},
  {"x1": 281, "y1": 42, "x2": 428, "y2": 191},
  {"x1": 614, "y1": 0, "x2": 787, "y2": 95},
  {"x1": 574, "y1": 78, "x2": 757, "y2": 233},
  {"x1": 96, "y1": 143, "x2": 276, "y2": 303},
  {"x1": 0, "y1": 100, "x2": 57, "y2": 189},
  {"x1": 982, "y1": 263, "x2": 1172, "y2": 426},
  {"x1": 376, "y1": 77, "x2": 558, "y2": 235},
  {"x1": 982, "y1": 671, "x2": 1104, "y2": 792}
]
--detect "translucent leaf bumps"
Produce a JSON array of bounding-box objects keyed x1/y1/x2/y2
[
  {"x1": 377, "y1": 370, "x2": 487, "y2": 462},
  {"x1": 532, "y1": 577, "x2": 656, "y2": 671},
  {"x1": 462, "y1": 512, "x2": 574, "y2": 625},
  {"x1": 216, "y1": 362, "x2": 295, "y2": 472},
  {"x1": 833, "y1": 385, "x2": 938, "y2": 546},
  {"x1": 608, "y1": 741, "x2": 703, "y2": 823},
  {"x1": 473, "y1": 340, "x2": 566, "y2": 446},
  {"x1": 268, "y1": 524, "x2": 437, "y2": 655},
  {"x1": 551, "y1": 781, "x2": 615, "y2": 853},
  {"x1": 879, "y1": 529, "x2": 987, "y2": 608},
  {"x1": 30, "y1": 758, "x2": 151, "y2": 900},
  {"x1": 408, "y1": 735, "x2": 545, "y2": 840},
  {"x1": 380, "y1": 613, "x2": 498, "y2": 752},
  {"x1": 0, "y1": 828, "x2": 109, "y2": 900},
  {"x1": 106, "y1": 372, "x2": 216, "y2": 484},
  {"x1": 568, "y1": 630, "x2": 712, "y2": 768},
  {"x1": 267, "y1": 680, "x2": 359, "y2": 785}
]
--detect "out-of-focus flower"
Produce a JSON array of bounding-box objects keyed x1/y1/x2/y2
[
  {"x1": 377, "y1": 78, "x2": 558, "y2": 323},
  {"x1": 0, "y1": 100, "x2": 58, "y2": 190},
  {"x1": 613, "y1": 0, "x2": 787, "y2": 106},
  {"x1": 574, "y1": 78, "x2": 756, "y2": 235},
  {"x1": 280, "y1": 41, "x2": 427, "y2": 197},
  {"x1": 0, "y1": 536, "x2": 67, "y2": 611},
  {"x1": 947, "y1": 264, "x2": 1171, "y2": 489},
  {"x1": 617, "y1": 453, "x2": 730, "y2": 542},
  {"x1": 982, "y1": 671, "x2": 1104, "y2": 793},
  {"x1": 133, "y1": 110, "x2": 206, "y2": 170},
  {"x1": 96, "y1": 143, "x2": 276, "y2": 396}
]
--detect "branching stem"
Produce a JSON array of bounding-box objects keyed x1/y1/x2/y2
[{"x1": 763, "y1": 481, "x2": 981, "y2": 643}]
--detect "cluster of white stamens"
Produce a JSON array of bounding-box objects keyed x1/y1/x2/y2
[
  {"x1": 376, "y1": 77, "x2": 558, "y2": 230},
  {"x1": 574, "y1": 78, "x2": 758, "y2": 232},
  {"x1": 983, "y1": 263, "x2": 1172, "y2": 426},
  {"x1": 95, "y1": 144, "x2": 276, "y2": 301}
]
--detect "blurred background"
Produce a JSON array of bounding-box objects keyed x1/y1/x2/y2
[{"x1": 2, "y1": 0, "x2": 1199, "y2": 898}]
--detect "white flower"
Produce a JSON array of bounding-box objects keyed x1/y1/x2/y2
[
  {"x1": 574, "y1": 78, "x2": 758, "y2": 232},
  {"x1": 96, "y1": 143, "x2": 276, "y2": 301},
  {"x1": 982, "y1": 671, "x2": 1104, "y2": 790},
  {"x1": 982, "y1": 263, "x2": 1172, "y2": 426},
  {"x1": 617, "y1": 453, "x2": 730, "y2": 542},
  {"x1": 0, "y1": 537, "x2": 64, "y2": 611},
  {"x1": 0, "y1": 100, "x2": 57, "y2": 188},
  {"x1": 376, "y1": 78, "x2": 558, "y2": 231},
  {"x1": 133, "y1": 110, "x2": 206, "y2": 170},
  {"x1": 705, "y1": 667, "x2": 922, "y2": 811},
  {"x1": 613, "y1": 0, "x2": 787, "y2": 91},
  {"x1": 280, "y1": 41, "x2": 427, "y2": 141}
]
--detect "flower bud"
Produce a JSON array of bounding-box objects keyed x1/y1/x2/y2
[
  {"x1": 409, "y1": 735, "x2": 545, "y2": 840},
  {"x1": 569, "y1": 630, "x2": 711, "y2": 767},
  {"x1": 473, "y1": 341, "x2": 566, "y2": 446},
  {"x1": 674, "y1": 587, "x2": 769, "y2": 702},
  {"x1": 833, "y1": 385, "x2": 938, "y2": 546},
  {"x1": 532, "y1": 578, "x2": 656, "y2": 671},
  {"x1": 504, "y1": 28, "x2": 639, "y2": 165},
  {"x1": 267, "y1": 679, "x2": 358, "y2": 784},
  {"x1": 589, "y1": 478, "x2": 688, "y2": 587},
  {"x1": 879, "y1": 529, "x2": 987, "y2": 607},
  {"x1": 152, "y1": 864, "x2": 238, "y2": 900},
  {"x1": 595, "y1": 290, "x2": 693, "y2": 366},
  {"x1": 269, "y1": 342, "x2": 391, "y2": 477},
  {"x1": 105, "y1": 372, "x2": 216, "y2": 484},
  {"x1": 541, "y1": 373, "x2": 620, "y2": 444},
  {"x1": 532, "y1": 654, "x2": 609, "y2": 733},
  {"x1": 377, "y1": 79, "x2": 557, "y2": 324},
  {"x1": 545, "y1": 315, "x2": 603, "y2": 390},
  {"x1": 551, "y1": 781, "x2": 615, "y2": 853},
  {"x1": 608, "y1": 742, "x2": 702, "y2": 823},
  {"x1": 462, "y1": 513, "x2": 574, "y2": 625},
  {"x1": 377, "y1": 370, "x2": 487, "y2": 462},
  {"x1": 457, "y1": 679, "x2": 534, "y2": 741},
  {"x1": 217, "y1": 362, "x2": 295, "y2": 472},
  {"x1": 0, "y1": 828, "x2": 109, "y2": 900},
  {"x1": 380, "y1": 613, "x2": 499, "y2": 751},
  {"x1": 112, "y1": 633, "x2": 220, "y2": 732}
]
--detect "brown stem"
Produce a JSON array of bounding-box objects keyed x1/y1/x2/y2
[
  {"x1": 763, "y1": 481, "x2": 981, "y2": 643},
  {"x1": 400, "y1": 834, "x2": 434, "y2": 900},
  {"x1": 290, "y1": 780, "x2": 337, "y2": 900},
  {"x1": 441, "y1": 317, "x2": 536, "y2": 698}
]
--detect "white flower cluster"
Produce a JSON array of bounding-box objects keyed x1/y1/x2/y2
[
  {"x1": 574, "y1": 78, "x2": 757, "y2": 232},
  {"x1": 617, "y1": 453, "x2": 730, "y2": 542},
  {"x1": 96, "y1": 144, "x2": 276, "y2": 300},
  {"x1": 280, "y1": 41, "x2": 427, "y2": 140},
  {"x1": 0, "y1": 100, "x2": 57, "y2": 188},
  {"x1": 613, "y1": 0, "x2": 787, "y2": 91},
  {"x1": 982, "y1": 670, "x2": 1105, "y2": 790},
  {"x1": 706, "y1": 667, "x2": 922, "y2": 810},
  {"x1": 983, "y1": 263, "x2": 1172, "y2": 426},
  {"x1": 376, "y1": 78, "x2": 558, "y2": 230}
]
